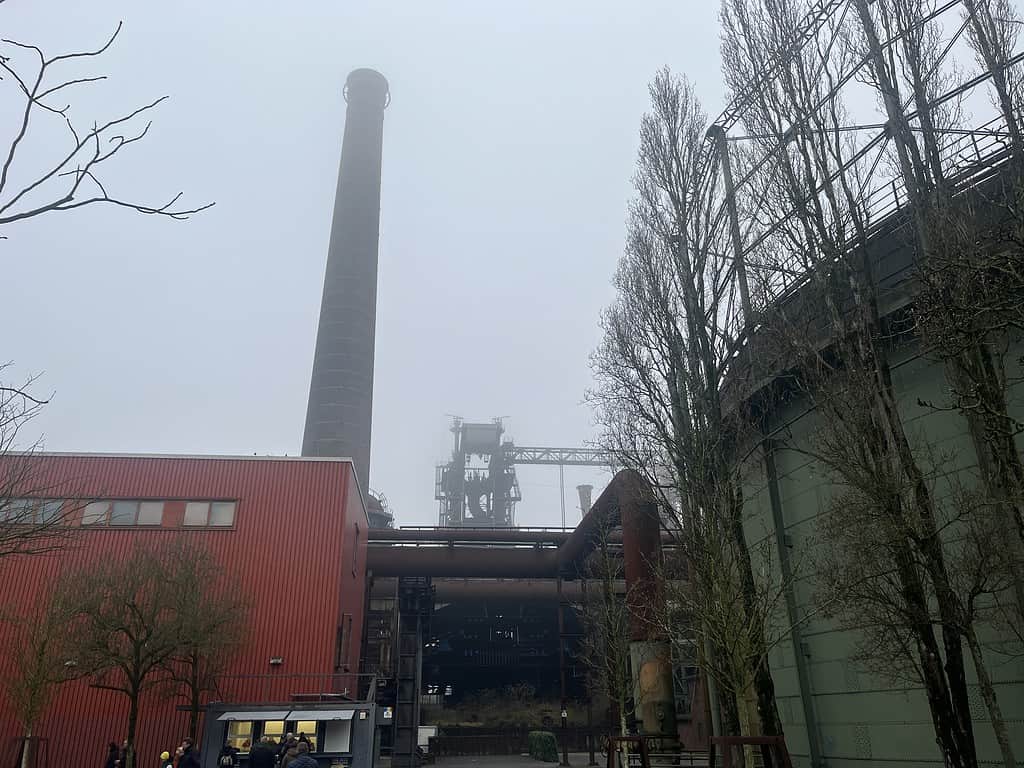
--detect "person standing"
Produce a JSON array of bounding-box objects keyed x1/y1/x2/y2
[
  {"x1": 218, "y1": 742, "x2": 238, "y2": 768},
  {"x1": 178, "y1": 739, "x2": 200, "y2": 768},
  {"x1": 159, "y1": 752, "x2": 173, "y2": 768},
  {"x1": 279, "y1": 741, "x2": 299, "y2": 768},
  {"x1": 287, "y1": 743, "x2": 316, "y2": 768},
  {"x1": 249, "y1": 738, "x2": 276, "y2": 768},
  {"x1": 276, "y1": 734, "x2": 294, "y2": 765}
]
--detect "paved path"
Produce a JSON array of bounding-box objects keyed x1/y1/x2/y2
[{"x1": 430, "y1": 754, "x2": 600, "y2": 768}]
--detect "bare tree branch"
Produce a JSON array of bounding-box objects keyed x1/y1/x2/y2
[{"x1": 0, "y1": 21, "x2": 213, "y2": 235}]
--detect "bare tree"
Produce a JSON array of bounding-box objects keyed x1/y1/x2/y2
[
  {"x1": 590, "y1": 67, "x2": 788, "y2": 751},
  {"x1": 577, "y1": 519, "x2": 633, "y2": 739},
  {"x1": 962, "y1": 0, "x2": 1023, "y2": 153},
  {"x1": 1, "y1": 583, "x2": 77, "y2": 768},
  {"x1": 885, "y1": 0, "x2": 1024, "y2": 629},
  {"x1": 660, "y1": 520, "x2": 811, "y2": 746},
  {"x1": 714, "y1": 0, "x2": 1021, "y2": 765},
  {"x1": 0, "y1": 367, "x2": 86, "y2": 557},
  {"x1": 166, "y1": 554, "x2": 248, "y2": 740},
  {"x1": 64, "y1": 539, "x2": 225, "y2": 768},
  {"x1": 0, "y1": 17, "x2": 212, "y2": 235}
]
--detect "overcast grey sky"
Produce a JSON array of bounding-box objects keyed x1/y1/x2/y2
[{"x1": 2, "y1": 1, "x2": 724, "y2": 527}]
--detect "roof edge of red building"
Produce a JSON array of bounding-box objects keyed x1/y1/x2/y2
[{"x1": 27, "y1": 451, "x2": 355, "y2": 463}]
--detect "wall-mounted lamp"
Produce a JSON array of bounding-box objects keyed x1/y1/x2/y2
[{"x1": 269, "y1": 657, "x2": 284, "y2": 666}]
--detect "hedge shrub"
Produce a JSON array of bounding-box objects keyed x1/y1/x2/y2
[{"x1": 528, "y1": 731, "x2": 558, "y2": 763}]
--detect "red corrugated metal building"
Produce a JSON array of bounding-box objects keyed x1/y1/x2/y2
[{"x1": 0, "y1": 453, "x2": 368, "y2": 768}]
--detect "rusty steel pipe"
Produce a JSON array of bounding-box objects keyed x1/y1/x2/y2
[
  {"x1": 369, "y1": 528, "x2": 572, "y2": 545},
  {"x1": 365, "y1": 544, "x2": 558, "y2": 578}
]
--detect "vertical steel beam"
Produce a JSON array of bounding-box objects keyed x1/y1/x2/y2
[
  {"x1": 393, "y1": 577, "x2": 430, "y2": 768},
  {"x1": 764, "y1": 441, "x2": 822, "y2": 768},
  {"x1": 709, "y1": 124, "x2": 753, "y2": 322},
  {"x1": 560, "y1": 463, "x2": 566, "y2": 529},
  {"x1": 557, "y1": 575, "x2": 571, "y2": 767}
]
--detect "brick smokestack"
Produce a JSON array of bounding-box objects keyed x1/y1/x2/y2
[{"x1": 302, "y1": 68, "x2": 389, "y2": 496}]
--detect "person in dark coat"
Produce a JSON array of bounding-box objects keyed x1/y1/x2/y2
[
  {"x1": 249, "y1": 738, "x2": 276, "y2": 768},
  {"x1": 105, "y1": 743, "x2": 119, "y2": 768},
  {"x1": 178, "y1": 739, "x2": 201, "y2": 768},
  {"x1": 277, "y1": 734, "x2": 294, "y2": 763},
  {"x1": 279, "y1": 742, "x2": 299, "y2": 768},
  {"x1": 217, "y1": 743, "x2": 238, "y2": 768},
  {"x1": 287, "y1": 743, "x2": 317, "y2": 768}
]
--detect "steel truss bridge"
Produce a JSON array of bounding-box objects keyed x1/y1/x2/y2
[{"x1": 684, "y1": 0, "x2": 1022, "y2": 332}]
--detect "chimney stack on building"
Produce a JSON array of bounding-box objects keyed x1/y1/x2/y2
[
  {"x1": 302, "y1": 68, "x2": 389, "y2": 496},
  {"x1": 576, "y1": 484, "x2": 593, "y2": 519}
]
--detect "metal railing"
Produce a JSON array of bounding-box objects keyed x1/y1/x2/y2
[{"x1": 212, "y1": 673, "x2": 376, "y2": 704}]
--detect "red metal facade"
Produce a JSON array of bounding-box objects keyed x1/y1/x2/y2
[{"x1": 0, "y1": 454, "x2": 368, "y2": 767}]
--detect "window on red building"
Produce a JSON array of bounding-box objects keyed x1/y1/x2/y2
[
  {"x1": 350, "y1": 523, "x2": 359, "y2": 576},
  {"x1": 184, "y1": 501, "x2": 235, "y2": 527},
  {"x1": 210, "y1": 501, "x2": 236, "y2": 526},
  {"x1": 2, "y1": 498, "x2": 64, "y2": 524},
  {"x1": 110, "y1": 501, "x2": 139, "y2": 525},
  {"x1": 83, "y1": 500, "x2": 165, "y2": 526},
  {"x1": 137, "y1": 501, "x2": 164, "y2": 525},
  {"x1": 82, "y1": 501, "x2": 110, "y2": 525},
  {"x1": 82, "y1": 499, "x2": 233, "y2": 527},
  {"x1": 335, "y1": 614, "x2": 353, "y2": 671}
]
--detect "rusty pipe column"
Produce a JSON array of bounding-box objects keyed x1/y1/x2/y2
[{"x1": 621, "y1": 477, "x2": 678, "y2": 749}]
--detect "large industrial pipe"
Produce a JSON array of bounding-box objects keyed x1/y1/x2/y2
[
  {"x1": 558, "y1": 469, "x2": 648, "y2": 569},
  {"x1": 569, "y1": 470, "x2": 678, "y2": 747},
  {"x1": 621, "y1": 480, "x2": 677, "y2": 746},
  {"x1": 365, "y1": 545, "x2": 558, "y2": 578},
  {"x1": 368, "y1": 528, "x2": 572, "y2": 545},
  {"x1": 302, "y1": 68, "x2": 389, "y2": 496}
]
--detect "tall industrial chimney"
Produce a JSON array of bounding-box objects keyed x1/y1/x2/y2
[
  {"x1": 302, "y1": 68, "x2": 389, "y2": 495},
  {"x1": 576, "y1": 484, "x2": 593, "y2": 518}
]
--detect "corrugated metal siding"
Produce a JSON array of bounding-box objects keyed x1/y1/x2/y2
[{"x1": 0, "y1": 454, "x2": 367, "y2": 766}]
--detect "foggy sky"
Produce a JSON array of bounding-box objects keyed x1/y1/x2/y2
[{"x1": 2, "y1": 1, "x2": 723, "y2": 527}]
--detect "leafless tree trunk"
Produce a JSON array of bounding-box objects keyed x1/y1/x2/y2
[
  {"x1": 716, "y1": 0, "x2": 1022, "y2": 764},
  {"x1": 850, "y1": 4, "x2": 1022, "y2": 762},
  {"x1": 1, "y1": 584, "x2": 76, "y2": 768},
  {"x1": 590, "y1": 68, "x2": 787, "y2": 752},
  {"x1": 165, "y1": 552, "x2": 248, "y2": 740},
  {"x1": 577, "y1": 521, "x2": 633, "y2": 739},
  {"x1": 65, "y1": 538, "x2": 239, "y2": 768}
]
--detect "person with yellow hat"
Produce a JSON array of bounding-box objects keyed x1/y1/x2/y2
[{"x1": 159, "y1": 751, "x2": 173, "y2": 768}]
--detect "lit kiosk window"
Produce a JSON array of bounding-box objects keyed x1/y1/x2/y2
[
  {"x1": 226, "y1": 720, "x2": 252, "y2": 753},
  {"x1": 262, "y1": 720, "x2": 285, "y2": 745},
  {"x1": 287, "y1": 712, "x2": 356, "y2": 753},
  {"x1": 217, "y1": 711, "x2": 290, "y2": 754},
  {"x1": 293, "y1": 721, "x2": 318, "y2": 751},
  {"x1": 216, "y1": 711, "x2": 354, "y2": 756}
]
